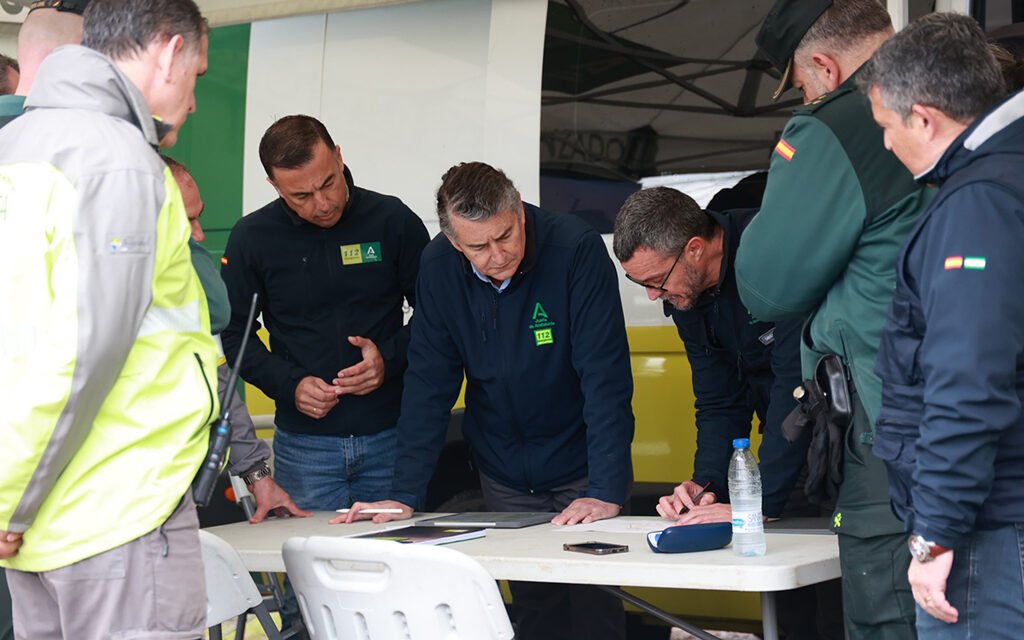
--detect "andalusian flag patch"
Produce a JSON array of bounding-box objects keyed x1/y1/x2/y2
[
  {"x1": 945, "y1": 256, "x2": 986, "y2": 270},
  {"x1": 774, "y1": 138, "x2": 796, "y2": 162}
]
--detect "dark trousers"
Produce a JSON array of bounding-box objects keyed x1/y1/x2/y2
[
  {"x1": 838, "y1": 532, "x2": 916, "y2": 640},
  {"x1": 826, "y1": 393, "x2": 916, "y2": 639},
  {"x1": 0, "y1": 570, "x2": 12, "y2": 640},
  {"x1": 479, "y1": 473, "x2": 626, "y2": 640},
  {"x1": 774, "y1": 468, "x2": 846, "y2": 640},
  {"x1": 776, "y1": 580, "x2": 845, "y2": 640}
]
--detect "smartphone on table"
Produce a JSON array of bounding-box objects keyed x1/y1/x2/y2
[{"x1": 563, "y1": 541, "x2": 629, "y2": 555}]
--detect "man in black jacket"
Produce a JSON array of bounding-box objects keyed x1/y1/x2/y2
[
  {"x1": 614, "y1": 186, "x2": 842, "y2": 640},
  {"x1": 221, "y1": 114, "x2": 429, "y2": 516},
  {"x1": 615, "y1": 187, "x2": 806, "y2": 522},
  {"x1": 342, "y1": 162, "x2": 634, "y2": 640}
]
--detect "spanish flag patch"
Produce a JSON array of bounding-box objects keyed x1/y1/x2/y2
[
  {"x1": 774, "y1": 138, "x2": 796, "y2": 162},
  {"x1": 221, "y1": 256, "x2": 229, "y2": 266}
]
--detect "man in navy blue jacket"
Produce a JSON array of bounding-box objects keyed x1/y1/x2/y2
[
  {"x1": 342, "y1": 162, "x2": 634, "y2": 640},
  {"x1": 862, "y1": 14, "x2": 1024, "y2": 637},
  {"x1": 614, "y1": 186, "x2": 843, "y2": 640},
  {"x1": 615, "y1": 187, "x2": 807, "y2": 523}
]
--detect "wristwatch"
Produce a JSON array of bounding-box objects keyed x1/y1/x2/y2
[
  {"x1": 241, "y1": 461, "x2": 272, "y2": 486},
  {"x1": 908, "y1": 534, "x2": 950, "y2": 563}
]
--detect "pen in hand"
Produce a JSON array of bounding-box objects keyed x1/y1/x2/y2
[{"x1": 678, "y1": 481, "x2": 713, "y2": 515}]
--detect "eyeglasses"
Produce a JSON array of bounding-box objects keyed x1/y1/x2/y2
[{"x1": 624, "y1": 247, "x2": 684, "y2": 293}]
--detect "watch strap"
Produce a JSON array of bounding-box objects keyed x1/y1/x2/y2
[
  {"x1": 241, "y1": 461, "x2": 271, "y2": 486},
  {"x1": 929, "y1": 541, "x2": 951, "y2": 558},
  {"x1": 909, "y1": 534, "x2": 951, "y2": 562}
]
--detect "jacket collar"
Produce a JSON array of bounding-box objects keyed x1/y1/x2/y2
[
  {"x1": 705, "y1": 208, "x2": 738, "y2": 298},
  {"x1": 26, "y1": 45, "x2": 162, "y2": 149},
  {"x1": 918, "y1": 91, "x2": 1024, "y2": 185}
]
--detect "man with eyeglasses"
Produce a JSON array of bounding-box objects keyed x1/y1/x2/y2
[{"x1": 614, "y1": 186, "x2": 843, "y2": 640}]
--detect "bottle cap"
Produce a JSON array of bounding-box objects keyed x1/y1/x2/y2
[{"x1": 732, "y1": 438, "x2": 750, "y2": 449}]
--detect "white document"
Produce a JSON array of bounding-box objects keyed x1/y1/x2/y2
[{"x1": 555, "y1": 517, "x2": 668, "y2": 534}]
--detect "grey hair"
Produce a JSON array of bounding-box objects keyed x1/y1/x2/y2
[
  {"x1": 795, "y1": 0, "x2": 892, "y2": 63},
  {"x1": 858, "y1": 13, "x2": 1006, "y2": 123},
  {"x1": 82, "y1": 0, "x2": 207, "y2": 61},
  {"x1": 612, "y1": 187, "x2": 713, "y2": 262},
  {"x1": 436, "y1": 162, "x2": 521, "y2": 239}
]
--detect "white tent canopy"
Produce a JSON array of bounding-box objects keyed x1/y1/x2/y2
[
  {"x1": 0, "y1": 0, "x2": 970, "y2": 28},
  {"x1": 195, "y1": 0, "x2": 421, "y2": 26}
]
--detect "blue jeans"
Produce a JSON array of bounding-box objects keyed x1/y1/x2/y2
[
  {"x1": 917, "y1": 524, "x2": 1024, "y2": 639},
  {"x1": 272, "y1": 427, "x2": 397, "y2": 511},
  {"x1": 273, "y1": 427, "x2": 398, "y2": 635}
]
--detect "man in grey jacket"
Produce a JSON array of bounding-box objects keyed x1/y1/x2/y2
[{"x1": 0, "y1": 0, "x2": 214, "y2": 637}]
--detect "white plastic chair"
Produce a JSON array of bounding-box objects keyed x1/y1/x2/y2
[
  {"x1": 200, "y1": 529, "x2": 288, "y2": 640},
  {"x1": 282, "y1": 536, "x2": 514, "y2": 640}
]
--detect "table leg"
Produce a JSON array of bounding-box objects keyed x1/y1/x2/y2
[
  {"x1": 597, "y1": 586, "x2": 723, "y2": 640},
  {"x1": 760, "y1": 591, "x2": 779, "y2": 640}
]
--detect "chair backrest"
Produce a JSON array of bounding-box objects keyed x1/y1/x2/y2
[
  {"x1": 282, "y1": 536, "x2": 514, "y2": 640},
  {"x1": 199, "y1": 529, "x2": 265, "y2": 627}
]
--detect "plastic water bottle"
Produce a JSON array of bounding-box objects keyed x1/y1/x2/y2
[{"x1": 728, "y1": 438, "x2": 766, "y2": 556}]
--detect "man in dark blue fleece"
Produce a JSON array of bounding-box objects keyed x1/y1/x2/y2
[
  {"x1": 615, "y1": 187, "x2": 807, "y2": 525},
  {"x1": 342, "y1": 162, "x2": 634, "y2": 640},
  {"x1": 614, "y1": 186, "x2": 843, "y2": 640},
  {"x1": 861, "y1": 13, "x2": 1023, "y2": 638}
]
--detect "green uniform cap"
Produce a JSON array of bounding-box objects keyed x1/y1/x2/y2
[{"x1": 756, "y1": 0, "x2": 832, "y2": 100}]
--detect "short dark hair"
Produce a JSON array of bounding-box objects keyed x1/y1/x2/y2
[
  {"x1": 990, "y1": 42, "x2": 1024, "y2": 93},
  {"x1": 0, "y1": 54, "x2": 18, "y2": 95},
  {"x1": 797, "y1": 0, "x2": 892, "y2": 58},
  {"x1": 259, "y1": 115, "x2": 336, "y2": 178},
  {"x1": 82, "y1": 0, "x2": 206, "y2": 61},
  {"x1": 436, "y1": 162, "x2": 520, "y2": 239},
  {"x1": 613, "y1": 187, "x2": 714, "y2": 261},
  {"x1": 859, "y1": 13, "x2": 1006, "y2": 123}
]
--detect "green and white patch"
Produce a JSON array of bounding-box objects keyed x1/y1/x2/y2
[{"x1": 340, "y1": 242, "x2": 382, "y2": 265}]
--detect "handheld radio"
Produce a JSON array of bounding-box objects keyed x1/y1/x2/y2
[{"x1": 192, "y1": 293, "x2": 259, "y2": 507}]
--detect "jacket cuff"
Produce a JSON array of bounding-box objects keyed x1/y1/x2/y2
[
  {"x1": 390, "y1": 491, "x2": 421, "y2": 512},
  {"x1": 281, "y1": 367, "x2": 307, "y2": 408},
  {"x1": 912, "y1": 518, "x2": 964, "y2": 550},
  {"x1": 691, "y1": 477, "x2": 725, "y2": 503},
  {"x1": 580, "y1": 486, "x2": 626, "y2": 507}
]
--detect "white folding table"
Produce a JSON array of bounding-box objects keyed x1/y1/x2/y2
[{"x1": 203, "y1": 514, "x2": 839, "y2": 640}]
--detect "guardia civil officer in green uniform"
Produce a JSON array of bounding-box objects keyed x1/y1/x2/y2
[{"x1": 735, "y1": 1, "x2": 934, "y2": 637}]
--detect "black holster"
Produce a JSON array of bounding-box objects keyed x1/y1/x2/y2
[{"x1": 781, "y1": 354, "x2": 853, "y2": 511}]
